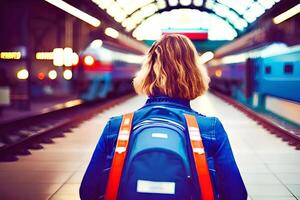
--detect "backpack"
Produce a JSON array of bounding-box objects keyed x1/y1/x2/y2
[{"x1": 104, "y1": 107, "x2": 214, "y2": 200}]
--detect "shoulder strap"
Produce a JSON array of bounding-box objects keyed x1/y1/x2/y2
[
  {"x1": 105, "y1": 112, "x2": 134, "y2": 200},
  {"x1": 184, "y1": 114, "x2": 214, "y2": 200}
]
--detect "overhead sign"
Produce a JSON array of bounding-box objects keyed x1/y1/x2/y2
[
  {"x1": 36, "y1": 52, "x2": 54, "y2": 60},
  {"x1": 0, "y1": 52, "x2": 22, "y2": 60},
  {"x1": 162, "y1": 28, "x2": 208, "y2": 40}
]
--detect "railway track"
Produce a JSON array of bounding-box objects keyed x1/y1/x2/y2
[
  {"x1": 0, "y1": 94, "x2": 134, "y2": 161},
  {"x1": 212, "y1": 91, "x2": 300, "y2": 150}
]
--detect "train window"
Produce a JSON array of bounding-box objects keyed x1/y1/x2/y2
[
  {"x1": 284, "y1": 63, "x2": 293, "y2": 74},
  {"x1": 265, "y1": 66, "x2": 271, "y2": 74}
]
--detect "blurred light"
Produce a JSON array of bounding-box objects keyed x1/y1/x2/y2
[
  {"x1": 193, "y1": 0, "x2": 203, "y2": 6},
  {"x1": 90, "y1": 39, "x2": 103, "y2": 48},
  {"x1": 64, "y1": 99, "x2": 82, "y2": 107},
  {"x1": 37, "y1": 72, "x2": 45, "y2": 80},
  {"x1": 0, "y1": 52, "x2": 21, "y2": 60},
  {"x1": 63, "y1": 47, "x2": 73, "y2": 67},
  {"x1": 84, "y1": 55, "x2": 95, "y2": 66},
  {"x1": 260, "y1": 43, "x2": 288, "y2": 58},
  {"x1": 48, "y1": 70, "x2": 57, "y2": 80},
  {"x1": 105, "y1": 27, "x2": 119, "y2": 38},
  {"x1": 258, "y1": 0, "x2": 275, "y2": 9},
  {"x1": 17, "y1": 69, "x2": 29, "y2": 80},
  {"x1": 106, "y1": 2, "x2": 127, "y2": 22},
  {"x1": 248, "y1": 2, "x2": 265, "y2": 17},
  {"x1": 157, "y1": 0, "x2": 167, "y2": 9},
  {"x1": 199, "y1": 51, "x2": 214, "y2": 64},
  {"x1": 180, "y1": 0, "x2": 192, "y2": 6},
  {"x1": 63, "y1": 69, "x2": 72, "y2": 80},
  {"x1": 243, "y1": 11, "x2": 257, "y2": 23},
  {"x1": 94, "y1": 0, "x2": 113, "y2": 9},
  {"x1": 53, "y1": 48, "x2": 64, "y2": 66},
  {"x1": 168, "y1": 0, "x2": 179, "y2": 6},
  {"x1": 72, "y1": 52, "x2": 79, "y2": 65},
  {"x1": 221, "y1": 53, "x2": 247, "y2": 64},
  {"x1": 215, "y1": 69, "x2": 222, "y2": 78},
  {"x1": 36, "y1": 52, "x2": 53, "y2": 60},
  {"x1": 44, "y1": 0, "x2": 101, "y2": 27},
  {"x1": 273, "y1": 3, "x2": 300, "y2": 24}
]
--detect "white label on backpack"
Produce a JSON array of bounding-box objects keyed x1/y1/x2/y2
[
  {"x1": 123, "y1": 118, "x2": 130, "y2": 125},
  {"x1": 189, "y1": 130, "x2": 201, "y2": 141},
  {"x1": 115, "y1": 147, "x2": 126, "y2": 154},
  {"x1": 152, "y1": 133, "x2": 168, "y2": 139},
  {"x1": 193, "y1": 147, "x2": 205, "y2": 155},
  {"x1": 119, "y1": 129, "x2": 129, "y2": 140},
  {"x1": 137, "y1": 180, "x2": 175, "y2": 194}
]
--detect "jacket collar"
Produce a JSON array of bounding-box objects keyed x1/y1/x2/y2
[{"x1": 145, "y1": 95, "x2": 191, "y2": 109}]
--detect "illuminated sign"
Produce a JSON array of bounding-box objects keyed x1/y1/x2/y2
[
  {"x1": 0, "y1": 52, "x2": 22, "y2": 60},
  {"x1": 36, "y1": 52, "x2": 54, "y2": 60},
  {"x1": 52, "y1": 48, "x2": 78, "y2": 66},
  {"x1": 53, "y1": 48, "x2": 64, "y2": 66},
  {"x1": 63, "y1": 48, "x2": 73, "y2": 67},
  {"x1": 162, "y1": 28, "x2": 208, "y2": 40}
]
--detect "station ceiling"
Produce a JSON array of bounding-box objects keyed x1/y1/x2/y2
[{"x1": 91, "y1": 0, "x2": 281, "y2": 41}]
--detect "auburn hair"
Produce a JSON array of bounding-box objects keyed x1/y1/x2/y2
[{"x1": 133, "y1": 34, "x2": 210, "y2": 100}]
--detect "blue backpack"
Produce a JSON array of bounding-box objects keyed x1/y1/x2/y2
[{"x1": 104, "y1": 107, "x2": 214, "y2": 200}]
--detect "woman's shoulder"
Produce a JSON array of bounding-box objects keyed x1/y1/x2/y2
[
  {"x1": 191, "y1": 110, "x2": 219, "y2": 132},
  {"x1": 103, "y1": 116, "x2": 122, "y2": 138},
  {"x1": 105, "y1": 108, "x2": 223, "y2": 135}
]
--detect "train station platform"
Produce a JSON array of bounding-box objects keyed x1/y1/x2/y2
[
  {"x1": 0, "y1": 93, "x2": 299, "y2": 200},
  {"x1": 0, "y1": 95, "x2": 78, "y2": 124}
]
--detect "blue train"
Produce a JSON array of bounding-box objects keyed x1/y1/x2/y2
[
  {"x1": 207, "y1": 43, "x2": 300, "y2": 125},
  {"x1": 75, "y1": 41, "x2": 143, "y2": 101}
]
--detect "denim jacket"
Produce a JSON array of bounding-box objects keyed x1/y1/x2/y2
[{"x1": 80, "y1": 96, "x2": 247, "y2": 200}]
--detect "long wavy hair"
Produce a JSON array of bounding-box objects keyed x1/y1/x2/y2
[{"x1": 133, "y1": 34, "x2": 210, "y2": 100}]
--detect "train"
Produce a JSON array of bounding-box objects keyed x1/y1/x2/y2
[
  {"x1": 75, "y1": 41, "x2": 144, "y2": 101},
  {"x1": 207, "y1": 43, "x2": 300, "y2": 125}
]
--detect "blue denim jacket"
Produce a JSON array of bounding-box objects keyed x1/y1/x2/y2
[{"x1": 80, "y1": 96, "x2": 247, "y2": 200}]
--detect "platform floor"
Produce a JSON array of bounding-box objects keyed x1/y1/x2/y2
[
  {"x1": 0, "y1": 95, "x2": 78, "y2": 124},
  {"x1": 0, "y1": 93, "x2": 299, "y2": 200}
]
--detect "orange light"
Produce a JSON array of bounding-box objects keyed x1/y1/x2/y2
[
  {"x1": 215, "y1": 69, "x2": 222, "y2": 78},
  {"x1": 37, "y1": 72, "x2": 45, "y2": 80},
  {"x1": 84, "y1": 55, "x2": 94, "y2": 66}
]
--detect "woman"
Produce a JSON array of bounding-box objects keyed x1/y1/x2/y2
[{"x1": 80, "y1": 34, "x2": 247, "y2": 200}]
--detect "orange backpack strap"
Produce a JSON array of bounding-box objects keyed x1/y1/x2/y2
[
  {"x1": 104, "y1": 112, "x2": 134, "y2": 200},
  {"x1": 184, "y1": 114, "x2": 214, "y2": 200}
]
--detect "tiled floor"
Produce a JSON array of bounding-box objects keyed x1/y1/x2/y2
[{"x1": 0, "y1": 93, "x2": 299, "y2": 200}]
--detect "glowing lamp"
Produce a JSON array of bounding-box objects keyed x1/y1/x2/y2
[
  {"x1": 91, "y1": 39, "x2": 103, "y2": 48},
  {"x1": 105, "y1": 27, "x2": 119, "y2": 39},
  {"x1": 63, "y1": 69, "x2": 72, "y2": 80},
  {"x1": 72, "y1": 52, "x2": 79, "y2": 65},
  {"x1": 48, "y1": 70, "x2": 57, "y2": 80},
  {"x1": 84, "y1": 55, "x2": 95, "y2": 66},
  {"x1": 53, "y1": 48, "x2": 64, "y2": 66},
  {"x1": 17, "y1": 69, "x2": 29, "y2": 80},
  {"x1": 37, "y1": 72, "x2": 45, "y2": 80},
  {"x1": 199, "y1": 51, "x2": 214, "y2": 64},
  {"x1": 63, "y1": 47, "x2": 73, "y2": 67},
  {"x1": 215, "y1": 69, "x2": 222, "y2": 78}
]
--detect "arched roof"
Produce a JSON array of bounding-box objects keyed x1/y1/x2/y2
[{"x1": 92, "y1": 0, "x2": 281, "y2": 40}]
